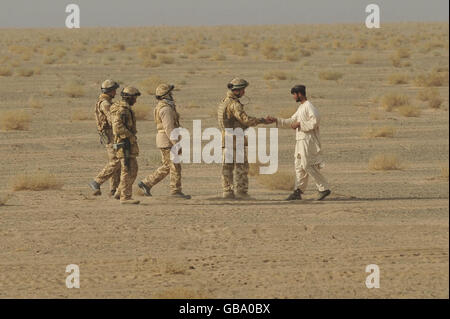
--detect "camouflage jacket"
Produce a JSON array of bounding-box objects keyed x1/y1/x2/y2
[
  {"x1": 110, "y1": 100, "x2": 139, "y2": 158},
  {"x1": 154, "y1": 99, "x2": 180, "y2": 148},
  {"x1": 217, "y1": 91, "x2": 264, "y2": 147}
]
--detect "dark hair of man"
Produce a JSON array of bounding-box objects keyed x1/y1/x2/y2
[{"x1": 291, "y1": 85, "x2": 306, "y2": 97}]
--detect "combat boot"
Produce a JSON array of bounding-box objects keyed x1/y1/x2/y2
[
  {"x1": 222, "y1": 191, "x2": 235, "y2": 199},
  {"x1": 170, "y1": 191, "x2": 191, "y2": 199},
  {"x1": 317, "y1": 189, "x2": 331, "y2": 201},
  {"x1": 138, "y1": 181, "x2": 152, "y2": 197},
  {"x1": 286, "y1": 189, "x2": 303, "y2": 201},
  {"x1": 89, "y1": 181, "x2": 101, "y2": 196},
  {"x1": 109, "y1": 189, "x2": 116, "y2": 197},
  {"x1": 113, "y1": 190, "x2": 121, "y2": 200},
  {"x1": 120, "y1": 199, "x2": 140, "y2": 205}
]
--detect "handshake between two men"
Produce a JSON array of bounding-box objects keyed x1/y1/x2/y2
[{"x1": 263, "y1": 116, "x2": 301, "y2": 130}]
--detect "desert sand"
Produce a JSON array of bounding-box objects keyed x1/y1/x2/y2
[{"x1": 0, "y1": 23, "x2": 448, "y2": 298}]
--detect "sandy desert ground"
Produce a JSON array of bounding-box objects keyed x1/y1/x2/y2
[{"x1": 0, "y1": 23, "x2": 448, "y2": 298}]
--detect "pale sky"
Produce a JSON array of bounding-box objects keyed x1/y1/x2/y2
[{"x1": 0, "y1": 0, "x2": 448, "y2": 28}]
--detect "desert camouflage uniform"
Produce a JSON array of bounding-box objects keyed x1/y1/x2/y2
[
  {"x1": 110, "y1": 100, "x2": 139, "y2": 200},
  {"x1": 93, "y1": 93, "x2": 121, "y2": 191},
  {"x1": 141, "y1": 98, "x2": 182, "y2": 194},
  {"x1": 218, "y1": 91, "x2": 265, "y2": 196}
]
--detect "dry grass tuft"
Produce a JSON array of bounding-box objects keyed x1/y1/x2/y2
[
  {"x1": 396, "y1": 105, "x2": 421, "y2": 117},
  {"x1": 71, "y1": 109, "x2": 92, "y2": 121},
  {"x1": 0, "y1": 110, "x2": 31, "y2": 131},
  {"x1": 428, "y1": 97, "x2": 443, "y2": 109},
  {"x1": 10, "y1": 171, "x2": 63, "y2": 191},
  {"x1": 63, "y1": 82, "x2": 85, "y2": 98},
  {"x1": 257, "y1": 172, "x2": 294, "y2": 191},
  {"x1": 133, "y1": 104, "x2": 151, "y2": 120},
  {"x1": 369, "y1": 154, "x2": 402, "y2": 171},
  {"x1": 0, "y1": 193, "x2": 12, "y2": 206},
  {"x1": 440, "y1": 166, "x2": 449, "y2": 180},
  {"x1": 264, "y1": 70, "x2": 288, "y2": 80},
  {"x1": 141, "y1": 76, "x2": 164, "y2": 95},
  {"x1": 417, "y1": 88, "x2": 439, "y2": 101},
  {"x1": 380, "y1": 93, "x2": 409, "y2": 112},
  {"x1": 17, "y1": 68, "x2": 34, "y2": 77},
  {"x1": 28, "y1": 97, "x2": 43, "y2": 109},
  {"x1": 414, "y1": 71, "x2": 447, "y2": 87},
  {"x1": 318, "y1": 71, "x2": 343, "y2": 81},
  {"x1": 347, "y1": 52, "x2": 364, "y2": 64},
  {"x1": 0, "y1": 66, "x2": 13, "y2": 76},
  {"x1": 366, "y1": 126, "x2": 395, "y2": 138},
  {"x1": 388, "y1": 73, "x2": 409, "y2": 85}
]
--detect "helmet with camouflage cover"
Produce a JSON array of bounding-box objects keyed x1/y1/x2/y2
[
  {"x1": 101, "y1": 79, "x2": 119, "y2": 93},
  {"x1": 121, "y1": 86, "x2": 141, "y2": 97},
  {"x1": 227, "y1": 78, "x2": 249, "y2": 90},
  {"x1": 155, "y1": 83, "x2": 175, "y2": 98}
]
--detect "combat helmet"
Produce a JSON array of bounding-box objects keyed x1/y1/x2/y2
[
  {"x1": 101, "y1": 79, "x2": 119, "y2": 93},
  {"x1": 155, "y1": 83, "x2": 175, "y2": 98},
  {"x1": 227, "y1": 78, "x2": 249, "y2": 90},
  {"x1": 121, "y1": 86, "x2": 141, "y2": 97}
]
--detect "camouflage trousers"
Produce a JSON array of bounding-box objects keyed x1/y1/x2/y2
[
  {"x1": 142, "y1": 148, "x2": 181, "y2": 194},
  {"x1": 221, "y1": 147, "x2": 249, "y2": 194},
  {"x1": 94, "y1": 143, "x2": 121, "y2": 191},
  {"x1": 118, "y1": 157, "x2": 138, "y2": 200}
]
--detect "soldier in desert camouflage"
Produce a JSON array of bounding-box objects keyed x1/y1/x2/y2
[
  {"x1": 89, "y1": 79, "x2": 121, "y2": 196},
  {"x1": 138, "y1": 83, "x2": 191, "y2": 199},
  {"x1": 217, "y1": 78, "x2": 273, "y2": 199},
  {"x1": 110, "y1": 86, "x2": 141, "y2": 205}
]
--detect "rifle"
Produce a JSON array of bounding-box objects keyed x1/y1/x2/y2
[
  {"x1": 113, "y1": 138, "x2": 131, "y2": 168},
  {"x1": 98, "y1": 130, "x2": 110, "y2": 145}
]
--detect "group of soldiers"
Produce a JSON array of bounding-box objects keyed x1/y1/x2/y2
[{"x1": 89, "y1": 77, "x2": 331, "y2": 204}]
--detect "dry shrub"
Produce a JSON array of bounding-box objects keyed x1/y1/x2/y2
[
  {"x1": 0, "y1": 110, "x2": 31, "y2": 130},
  {"x1": 17, "y1": 68, "x2": 34, "y2": 77},
  {"x1": 28, "y1": 97, "x2": 43, "y2": 109},
  {"x1": 347, "y1": 52, "x2": 364, "y2": 64},
  {"x1": 0, "y1": 193, "x2": 12, "y2": 206},
  {"x1": 161, "y1": 261, "x2": 187, "y2": 275},
  {"x1": 158, "y1": 55, "x2": 175, "y2": 64},
  {"x1": 390, "y1": 55, "x2": 402, "y2": 68},
  {"x1": 369, "y1": 154, "x2": 402, "y2": 171},
  {"x1": 43, "y1": 57, "x2": 57, "y2": 64},
  {"x1": 0, "y1": 66, "x2": 12, "y2": 76},
  {"x1": 284, "y1": 53, "x2": 299, "y2": 62},
  {"x1": 142, "y1": 59, "x2": 161, "y2": 68},
  {"x1": 264, "y1": 70, "x2": 288, "y2": 80},
  {"x1": 299, "y1": 49, "x2": 312, "y2": 57},
  {"x1": 441, "y1": 166, "x2": 449, "y2": 180},
  {"x1": 231, "y1": 42, "x2": 248, "y2": 56},
  {"x1": 397, "y1": 105, "x2": 421, "y2": 117},
  {"x1": 396, "y1": 48, "x2": 411, "y2": 59},
  {"x1": 112, "y1": 43, "x2": 125, "y2": 51},
  {"x1": 318, "y1": 71, "x2": 343, "y2": 81},
  {"x1": 71, "y1": 109, "x2": 92, "y2": 121},
  {"x1": 210, "y1": 52, "x2": 226, "y2": 61},
  {"x1": 388, "y1": 73, "x2": 409, "y2": 85},
  {"x1": 257, "y1": 172, "x2": 294, "y2": 191},
  {"x1": 10, "y1": 171, "x2": 63, "y2": 191},
  {"x1": 417, "y1": 88, "x2": 439, "y2": 101},
  {"x1": 63, "y1": 82, "x2": 85, "y2": 98},
  {"x1": 92, "y1": 45, "x2": 106, "y2": 53},
  {"x1": 133, "y1": 104, "x2": 151, "y2": 120},
  {"x1": 261, "y1": 43, "x2": 281, "y2": 60},
  {"x1": 380, "y1": 93, "x2": 409, "y2": 112},
  {"x1": 366, "y1": 126, "x2": 395, "y2": 138},
  {"x1": 428, "y1": 97, "x2": 443, "y2": 109},
  {"x1": 154, "y1": 287, "x2": 210, "y2": 299},
  {"x1": 414, "y1": 71, "x2": 447, "y2": 87},
  {"x1": 182, "y1": 44, "x2": 198, "y2": 55}
]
